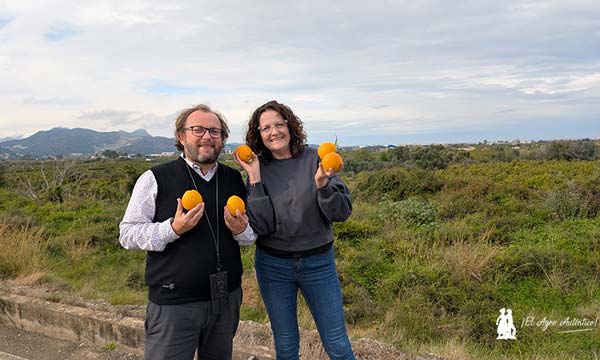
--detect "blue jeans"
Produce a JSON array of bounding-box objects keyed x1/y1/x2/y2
[{"x1": 255, "y1": 247, "x2": 355, "y2": 360}]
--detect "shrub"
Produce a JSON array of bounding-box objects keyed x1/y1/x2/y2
[
  {"x1": 125, "y1": 269, "x2": 145, "y2": 290},
  {"x1": 491, "y1": 245, "x2": 586, "y2": 292},
  {"x1": 388, "y1": 146, "x2": 411, "y2": 162},
  {"x1": 490, "y1": 147, "x2": 520, "y2": 162},
  {"x1": 338, "y1": 243, "x2": 396, "y2": 307},
  {"x1": 355, "y1": 168, "x2": 443, "y2": 202},
  {"x1": 333, "y1": 219, "x2": 378, "y2": 244},
  {"x1": 124, "y1": 164, "x2": 142, "y2": 193},
  {"x1": 546, "y1": 186, "x2": 581, "y2": 219},
  {"x1": 437, "y1": 178, "x2": 497, "y2": 219},
  {"x1": 484, "y1": 215, "x2": 525, "y2": 245},
  {"x1": 46, "y1": 185, "x2": 64, "y2": 203},
  {"x1": 542, "y1": 140, "x2": 598, "y2": 161},
  {"x1": 546, "y1": 172, "x2": 600, "y2": 219},
  {"x1": 577, "y1": 172, "x2": 600, "y2": 217},
  {"x1": 0, "y1": 163, "x2": 5, "y2": 188},
  {"x1": 409, "y1": 145, "x2": 449, "y2": 170},
  {"x1": 341, "y1": 283, "x2": 379, "y2": 325},
  {"x1": 342, "y1": 148, "x2": 391, "y2": 173},
  {"x1": 378, "y1": 197, "x2": 436, "y2": 228}
]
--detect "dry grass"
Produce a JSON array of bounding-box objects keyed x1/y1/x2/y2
[
  {"x1": 420, "y1": 339, "x2": 472, "y2": 360},
  {"x1": 241, "y1": 270, "x2": 268, "y2": 322},
  {"x1": 53, "y1": 229, "x2": 92, "y2": 263},
  {"x1": 241, "y1": 270, "x2": 262, "y2": 308},
  {"x1": 440, "y1": 232, "x2": 500, "y2": 283},
  {"x1": 6, "y1": 271, "x2": 47, "y2": 286},
  {"x1": 0, "y1": 222, "x2": 46, "y2": 278},
  {"x1": 576, "y1": 299, "x2": 600, "y2": 319}
]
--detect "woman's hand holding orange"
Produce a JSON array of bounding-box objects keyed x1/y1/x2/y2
[
  {"x1": 233, "y1": 150, "x2": 261, "y2": 185},
  {"x1": 315, "y1": 162, "x2": 334, "y2": 189}
]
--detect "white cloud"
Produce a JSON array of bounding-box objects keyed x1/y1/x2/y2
[{"x1": 1, "y1": 0, "x2": 599, "y2": 144}]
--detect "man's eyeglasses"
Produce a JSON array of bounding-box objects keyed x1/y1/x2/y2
[
  {"x1": 183, "y1": 126, "x2": 222, "y2": 138},
  {"x1": 258, "y1": 120, "x2": 288, "y2": 134}
]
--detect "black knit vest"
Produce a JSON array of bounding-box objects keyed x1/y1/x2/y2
[{"x1": 146, "y1": 157, "x2": 245, "y2": 304}]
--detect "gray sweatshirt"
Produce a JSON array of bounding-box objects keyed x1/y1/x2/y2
[{"x1": 247, "y1": 146, "x2": 352, "y2": 252}]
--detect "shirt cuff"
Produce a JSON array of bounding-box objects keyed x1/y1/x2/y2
[
  {"x1": 233, "y1": 223, "x2": 257, "y2": 245},
  {"x1": 162, "y1": 217, "x2": 180, "y2": 243}
]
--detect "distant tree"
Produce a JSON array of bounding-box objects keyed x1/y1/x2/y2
[
  {"x1": 447, "y1": 149, "x2": 471, "y2": 163},
  {"x1": 101, "y1": 150, "x2": 119, "y2": 159},
  {"x1": 343, "y1": 148, "x2": 384, "y2": 173},
  {"x1": 491, "y1": 147, "x2": 519, "y2": 162},
  {"x1": 543, "y1": 140, "x2": 598, "y2": 161},
  {"x1": 349, "y1": 148, "x2": 376, "y2": 162},
  {"x1": 379, "y1": 151, "x2": 390, "y2": 162},
  {"x1": 10, "y1": 159, "x2": 86, "y2": 202},
  {"x1": 570, "y1": 140, "x2": 597, "y2": 160},
  {"x1": 389, "y1": 146, "x2": 411, "y2": 163},
  {"x1": 409, "y1": 145, "x2": 448, "y2": 170},
  {"x1": 544, "y1": 141, "x2": 573, "y2": 160}
]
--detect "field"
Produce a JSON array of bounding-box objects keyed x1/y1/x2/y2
[{"x1": 1, "y1": 141, "x2": 599, "y2": 359}]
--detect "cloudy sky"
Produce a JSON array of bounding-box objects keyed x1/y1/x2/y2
[{"x1": 1, "y1": 1, "x2": 599, "y2": 145}]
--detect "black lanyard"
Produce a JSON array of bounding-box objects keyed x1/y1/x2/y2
[{"x1": 185, "y1": 163, "x2": 222, "y2": 272}]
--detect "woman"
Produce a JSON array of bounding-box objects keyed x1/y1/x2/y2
[{"x1": 233, "y1": 100, "x2": 355, "y2": 360}]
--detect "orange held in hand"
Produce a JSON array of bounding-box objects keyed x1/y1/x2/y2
[
  {"x1": 226, "y1": 195, "x2": 245, "y2": 216},
  {"x1": 318, "y1": 142, "x2": 337, "y2": 159},
  {"x1": 235, "y1": 144, "x2": 253, "y2": 163},
  {"x1": 321, "y1": 152, "x2": 343, "y2": 173},
  {"x1": 182, "y1": 190, "x2": 203, "y2": 210}
]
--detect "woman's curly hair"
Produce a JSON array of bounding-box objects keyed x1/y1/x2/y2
[{"x1": 246, "y1": 100, "x2": 307, "y2": 162}]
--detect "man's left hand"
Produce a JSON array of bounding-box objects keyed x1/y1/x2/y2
[{"x1": 223, "y1": 206, "x2": 249, "y2": 235}]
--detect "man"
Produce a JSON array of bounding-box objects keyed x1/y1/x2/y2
[{"x1": 119, "y1": 104, "x2": 255, "y2": 360}]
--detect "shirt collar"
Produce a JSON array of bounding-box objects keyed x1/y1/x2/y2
[{"x1": 181, "y1": 153, "x2": 218, "y2": 182}]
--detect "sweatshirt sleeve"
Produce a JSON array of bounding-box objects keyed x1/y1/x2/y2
[
  {"x1": 246, "y1": 181, "x2": 276, "y2": 236},
  {"x1": 317, "y1": 174, "x2": 352, "y2": 222}
]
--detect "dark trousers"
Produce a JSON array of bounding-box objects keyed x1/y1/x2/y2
[{"x1": 144, "y1": 287, "x2": 242, "y2": 360}]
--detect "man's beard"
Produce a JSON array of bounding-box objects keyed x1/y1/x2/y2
[{"x1": 185, "y1": 141, "x2": 223, "y2": 164}]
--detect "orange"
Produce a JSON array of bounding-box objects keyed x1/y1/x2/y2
[
  {"x1": 321, "y1": 152, "x2": 343, "y2": 173},
  {"x1": 235, "y1": 144, "x2": 253, "y2": 163},
  {"x1": 226, "y1": 195, "x2": 245, "y2": 216},
  {"x1": 318, "y1": 142, "x2": 337, "y2": 159},
  {"x1": 181, "y1": 189, "x2": 203, "y2": 210}
]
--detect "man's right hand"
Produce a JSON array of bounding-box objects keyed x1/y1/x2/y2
[{"x1": 171, "y1": 198, "x2": 205, "y2": 236}]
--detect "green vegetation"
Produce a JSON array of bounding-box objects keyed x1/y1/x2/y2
[{"x1": 1, "y1": 140, "x2": 600, "y2": 359}]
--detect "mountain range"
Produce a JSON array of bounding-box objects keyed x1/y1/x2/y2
[{"x1": 0, "y1": 127, "x2": 183, "y2": 159}]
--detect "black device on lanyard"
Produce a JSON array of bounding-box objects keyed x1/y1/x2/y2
[{"x1": 185, "y1": 162, "x2": 229, "y2": 315}]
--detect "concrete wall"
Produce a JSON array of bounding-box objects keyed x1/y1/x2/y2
[{"x1": 0, "y1": 290, "x2": 144, "y2": 356}]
